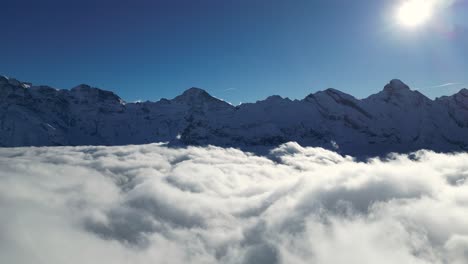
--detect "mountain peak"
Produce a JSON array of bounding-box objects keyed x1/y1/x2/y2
[
  {"x1": 173, "y1": 87, "x2": 214, "y2": 103},
  {"x1": 0, "y1": 76, "x2": 8, "y2": 85},
  {"x1": 71, "y1": 84, "x2": 92, "y2": 91},
  {"x1": 172, "y1": 87, "x2": 233, "y2": 109},
  {"x1": 264, "y1": 95, "x2": 285, "y2": 102},
  {"x1": 366, "y1": 79, "x2": 430, "y2": 104},
  {"x1": 458, "y1": 88, "x2": 468, "y2": 96},
  {"x1": 1, "y1": 75, "x2": 468, "y2": 155},
  {"x1": 324, "y1": 87, "x2": 342, "y2": 93},
  {"x1": 0, "y1": 76, "x2": 31, "y2": 89},
  {"x1": 383, "y1": 79, "x2": 410, "y2": 92},
  {"x1": 181, "y1": 87, "x2": 210, "y2": 96},
  {"x1": 305, "y1": 88, "x2": 355, "y2": 103}
]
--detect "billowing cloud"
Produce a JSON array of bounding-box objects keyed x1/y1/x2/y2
[{"x1": 1, "y1": 142, "x2": 468, "y2": 263}]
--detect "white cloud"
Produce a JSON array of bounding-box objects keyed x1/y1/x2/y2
[
  {"x1": 430, "y1": 82, "x2": 464, "y2": 88},
  {"x1": 431, "y1": 83, "x2": 463, "y2": 88},
  {"x1": 1, "y1": 143, "x2": 468, "y2": 263},
  {"x1": 222, "y1": 88, "x2": 236, "y2": 92},
  {"x1": 416, "y1": 82, "x2": 465, "y2": 91}
]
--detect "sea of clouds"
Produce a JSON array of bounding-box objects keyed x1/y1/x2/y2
[{"x1": 1, "y1": 142, "x2": 468, "y2": 264}]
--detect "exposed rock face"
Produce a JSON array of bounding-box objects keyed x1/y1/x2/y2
[{"x1": 0, "y1": 76, "x2": 467, "y2": 156}]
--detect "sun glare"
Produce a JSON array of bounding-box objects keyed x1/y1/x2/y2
[{"x1": 397, "y1": 0, "x2": 434, "y2": 28}]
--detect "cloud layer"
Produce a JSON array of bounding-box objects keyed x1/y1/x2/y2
[{"x1": 1, "y1": 143, "x2": 468, "y2": 264}]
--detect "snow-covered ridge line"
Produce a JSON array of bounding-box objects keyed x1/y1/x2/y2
[{"x1": 0, "y1": 76, "x2": 467, "y2": 155}]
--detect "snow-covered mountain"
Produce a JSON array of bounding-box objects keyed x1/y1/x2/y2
[{"x1": 1, "y1": 76, "x2": 467, "y2": 156}]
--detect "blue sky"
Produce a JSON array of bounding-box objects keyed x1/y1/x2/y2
[{"x1": 1, "y1": 0, "x2": 467, "y2": 103}]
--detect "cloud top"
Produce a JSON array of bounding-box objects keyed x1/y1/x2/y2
[{"x1": 1, "y1": 143, "x2": 468, "y2": 263}]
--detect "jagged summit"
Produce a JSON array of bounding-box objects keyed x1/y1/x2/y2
[
  {"x1": 365, "y1": 79, "x2": 430, "y2": 107},
  {"x1": 305, "y1": 87, "x2": 355, "y2": 100},
  {"x1": 172, "y1": 87, "x2": 231, "y2": 108},
  {"x1": 304, "y1": 88, "x2": 358, "y2": 107},
  {"x1": 383, "y1": 79, "x2": 411, "y2": 92},
  {"x1": 0, "y1": 76, "x2": 29, "y2": 88},
  {"x1": 69, "y1": 84, "x2": 123, "y2": 104}
]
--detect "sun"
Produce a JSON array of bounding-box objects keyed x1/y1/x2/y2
[{"x1": 396, "y1": 0, "x2": 434, "y2": 28}]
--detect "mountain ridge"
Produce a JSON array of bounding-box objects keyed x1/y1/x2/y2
[{"x1": 0, "y1": 75, "x2": 467, "y2": 156}]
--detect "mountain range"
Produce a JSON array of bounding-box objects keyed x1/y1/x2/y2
[{"x1": 1, "y1": 75, "x2": 467, "y2": 156}]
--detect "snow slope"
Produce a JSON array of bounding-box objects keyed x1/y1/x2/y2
[{"x1": 0, "y1": 76, "x2": 467, "y2": 155}]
